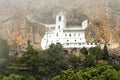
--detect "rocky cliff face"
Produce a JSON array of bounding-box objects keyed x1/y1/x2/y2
[
  {"x1": 0, "y1": 11, "x2": 46, "y2": 54},
  {"x1": 0, "y1": 0, "x2": 120, "y2": 52},
  {"x1": 84, "y1": 0, "x2": 120, "y2": 49}
]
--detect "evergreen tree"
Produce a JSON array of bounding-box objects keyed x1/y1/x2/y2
[
  {"x1": 0, "y1": 39, "x2": 9, "y2": 65},
  {"x1": 52, "y1": 62, "x2": 120, "y2": 80},
  {"x1": 89, "y1": 46, "x2": 104, "y2": 61},
  {"x1": 103, "y1": 44, "x2": 109, "y2": 60},
  {"x1": 82, "y1": 54, "x2": 96, "y2": 68},
  {"x1": 38, "y1": 43, "x2": 68, "y2": 80},
  {"x1": 80, "y1": 47, "x2": 88, "y2": 55}
]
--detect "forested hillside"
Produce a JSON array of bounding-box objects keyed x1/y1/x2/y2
[{"x1": 0, "y1": 43, "x2": 120, "y2": 80}]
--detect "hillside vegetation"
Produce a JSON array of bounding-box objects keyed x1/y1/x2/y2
[{"x1": 0, "y1": 43, "x2": 120, "y2": 80}]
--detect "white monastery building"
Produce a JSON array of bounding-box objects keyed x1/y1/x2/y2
[{"x1": 41, "y1": 12, "x2": 97, "y2": 50}]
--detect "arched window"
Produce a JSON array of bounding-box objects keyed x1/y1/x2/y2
[
  {"x1": 67, "y1": 43, "x2": 69, "y2": 45},
  {"x1": 56, "y1": 33, "x2": 58, "y2": 37},
  {"x1": 58, "y1": 26, "x2": 60, "y2": 29},
  {"x1": 87, "y1": 43, "x2": 89, "y2": 45},
  {"x1": 69, "y1": 34, "x2": 71, "y2": 37},
  {"x1": 59, "y1": 16, "x2": 61, "y2": 21}
]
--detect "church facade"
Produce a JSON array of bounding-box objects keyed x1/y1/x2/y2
[{"x1": 41, "y1": 12, "x2": 96, "y2": 50}]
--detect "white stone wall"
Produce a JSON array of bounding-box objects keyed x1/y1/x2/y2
[{"x1": 41, "y1": 12, "x2": 96, "y2": 50}]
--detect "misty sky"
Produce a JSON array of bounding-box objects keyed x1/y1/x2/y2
[
  {"x1": 0, "y1": 0, "x2": 120, "y2": 24},
  {"x1": 0, "y1": 0, "x2": 83, "y2": 22},
  {"x1": 0, "y1": 0, "x2": 75, "y2": 9}
]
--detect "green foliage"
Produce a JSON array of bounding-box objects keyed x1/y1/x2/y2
[
  {"x1": 0, "y1": 39, "x2": 10, "y2": 65},
  {"x1": 27, "y1": 76, "x2": 36, "y2": 80},
  {"x1": 52, "y1": 62, "x2": 120, "y2": 80},
  {"x1": 0, "y1": 42, "x2": 119, "y2": 80},
  {"x1": 0, "y1": 75, "x2": 4, "y2": 80},
  {"x1": 38, "y1": 43, "x2": 68, "y2": 79},
  {"x1": 68, "y1": 55, "x2": 81, "y2": 69},
  {"x1": 48, "y1": 43, "x2": 64, "y2": 55},
  {"x1": 89, "y1": 46, "x2": 104, "y2": 60},
  {"x1": 0, "y1": 39, "x2": 10, "y2": 76},
  {"x1": 16, "y1": 42, "x2": 39, "y2": 64},
  {"x1": 0, "y1": 74, "x2": 36, "y2": 80},
  {"x1": 12, "y1": 43, "x2": 68, "y2": 80},
  {"x1": 52, "y1": 69, "x2": 79, "y2": 80},
  {"x1": 80, "y1": 47, "x2": 88, "y2": 55},
  {"x1": 3, "y1": 74, "x2": 25, "y2": 80},
  {"x1": 94, "y1": 62, "x2": 120, "y2": 80},
  {"x1": 82, "y1": 54, "x2": 96, "y2": 68},
  {"x1": 113, "y1": 64, "x2": 120, "y2": 71},
  {"x1": 103, "y1": 44, "x2": 109, "y2": 60},
  {"x1": 25, "y1": 42, "x2": 38, "y2": 55}
]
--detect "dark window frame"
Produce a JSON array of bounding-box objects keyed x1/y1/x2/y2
[{"x1": 59, "y1": 16, "x2": 61, "y2": 21}]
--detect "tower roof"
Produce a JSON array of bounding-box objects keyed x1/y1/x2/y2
[{"x1": 57, "y1": 12, "x2": 65, "y2": 15}]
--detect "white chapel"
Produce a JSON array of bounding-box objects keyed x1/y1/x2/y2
[{"x1": 41, "y1": 12, "x2": 96, "y2": 50}]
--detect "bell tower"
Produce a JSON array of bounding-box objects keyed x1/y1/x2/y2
[
  {"x1": 55, "y1": 12, "x2": 66, "y2": 30},
  {"x1": 55, "y1": 12, "x2": 66, "y2": 43}
]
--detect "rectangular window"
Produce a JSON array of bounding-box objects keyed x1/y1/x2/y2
[
  {"x1": 58, "y1": 26, "x2": 60, "y2": 29},
  {"x1": 59, "y1": 16, "x2": 61, "y2": 21},
  {"x1": 67, "y1": 43, "x2": 69, "y2": 45},
  {"x1": 56, "y1": 33, "x2": 58, "y2": 37}
]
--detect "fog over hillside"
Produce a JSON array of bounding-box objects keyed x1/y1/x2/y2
[
  {"x1": 0, "y1": 0, "x2": 120, "y2": 23},
  {"x1": 0, "y1": 0, "x2": 107, "y2": 23},
  {"x1": 0, "y1": 0, "x2": 120, "y2": 50}
]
